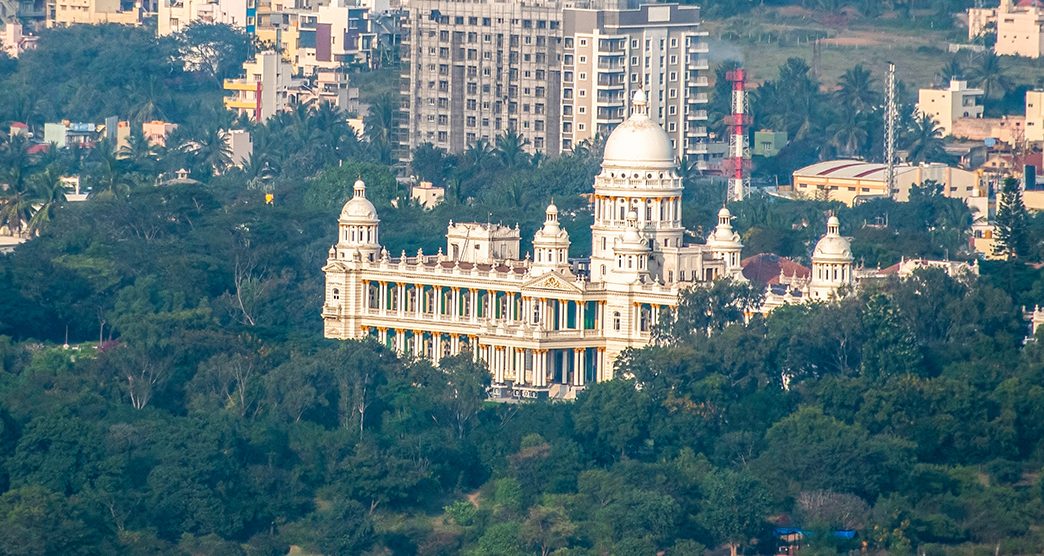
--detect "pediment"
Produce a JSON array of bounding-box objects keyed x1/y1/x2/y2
[{"x1": 522, "y1": 271, "x2": 583, "y2": 294}]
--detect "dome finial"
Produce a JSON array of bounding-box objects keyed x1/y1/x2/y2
[
  {"x1": 353, "y1": 177, "x2": 366, "y2": 198},
  {"x1": 631, "y1": 89, "x2": 648, "y2": 117}
]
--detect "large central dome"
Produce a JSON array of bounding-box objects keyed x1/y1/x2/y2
[{"x1": 602, "y1": 90, "x2": 676, "y2": 169}]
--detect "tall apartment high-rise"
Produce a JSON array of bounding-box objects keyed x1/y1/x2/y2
[
  {"x1": 399, "y1": 0, "x2": 565, "y2": 159},
  {"x1": 398, "y1": 0, "x2": 711, "y2": 168},
  {"x1": 561, "y1": 3, "x2": 711, "y2": 165}
]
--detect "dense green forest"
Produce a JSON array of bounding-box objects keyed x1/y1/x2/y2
[{"x1": 2, "y1": 22, "x2": 1044, "y2": 556}]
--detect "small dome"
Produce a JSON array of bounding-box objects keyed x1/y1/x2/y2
[
  {"x1": 340, "y1": 179, "x2": 378, "y2": 222},
  {"x1": 813, "y1": 216, "x2": 852, "y2": 261},
  {"x1": 718, "y1": 206, "x2": 732, "y2": 219},
  {"x1": 545, "y1": 201, "x2": 558, "y2": 216},
  {"x1": 602, "y1": 90, "x2": 675, "y2": 168}
]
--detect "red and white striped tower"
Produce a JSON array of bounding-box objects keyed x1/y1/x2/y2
[{"x1": 724, "y1": 68, "x2": 751, "y2": 202}]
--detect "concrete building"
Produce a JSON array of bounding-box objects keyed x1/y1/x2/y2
[
  {"x1": 43, "y1": 121, "x2": 99, "y2": 148},
  {"x1": 398, "y1": 0, "x2": 711, "y2": 165},
  {"x1": 255, "y1": 1, "x2": 386, "y2": 75},
  {"x1": 1026, "y1": 90, "x2": 1044, "y2": 144},
  {"x1": 158, "y1": 0, "x2": 255, "y2": 36},
  {"x1": 225, "y1": 129, "x2": 253, "y2": 167},
  {"x1": 753, "y1": 130, "x2": 787, "y2": 157},
  {"x1": 2, "y1": 21, "x2": 38, "y2": 58},
  {"x1": 142, "y1": 120, "x2": 178, "y2": 147},
  {"x1": 969, "y1": 0, "x2": 1044, "y2": 59},
  {"x1": 952, "y1": 115, "x2": 1026, "y2": 144},
  {"x1": 791, "y1": 160, "x2": 983, "y2": 206},
  {"x1": 411, "y1": 181, "x2": 446, "y2": 209},
  {"x1": 47, "y1": 0, "x2": 141, "y2": 27},
  {"x1": 560, "y1": 3, "x2": 711, "y2": 165},
  {"x1": 917, "y1": 80, "x2": 985, "y2": 137},
  {"x1": 323, "y1": 92, "x2": 755, "y2": 400},
  {"x1": 399, "y1": 0, "x2": 567, "y2": 158},
  {"x1": 223, "y1": 51, "x2": 302, "y2": 121}
]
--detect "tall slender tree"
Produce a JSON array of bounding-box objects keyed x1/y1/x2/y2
[{"x1": 993, "y1": 177, "x2": 1030, "y2": 259}]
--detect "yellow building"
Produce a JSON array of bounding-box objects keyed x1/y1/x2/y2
[
  {"x1": 791, "y1": 160, "x2": 983, "y2": 206},
  {"x1": 917, "y1": 80, "x2": 985, "y2": 137},
  {"x1": 968, "y1": 0, "x2": 1044, "y2": 59},
  {"x1": 48, "y1": 0, "x2": 141, "y2": 26},
  {"x1": 1026, "y1": 90, "x2": 1044, "y2": 144}
]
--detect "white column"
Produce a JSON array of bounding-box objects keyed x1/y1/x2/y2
[
  {"x1": 397, "y1": 284, "x2": 405, "y2": 318},
  {"x1": 379, "y1": 283, "x2": 388, "y2": 315},
  {"x1": 433, "y1": 333, "x2": 441, "y2": 365},
  {"x1": 572, "y1": 349, "x2": 581, "y2": 386},
  {"x1": 578, "y1": 349, "x2": 586, "y2": 386},
  {"x1": 470, "y1": 289, "x2": 478, "y2": 323}
]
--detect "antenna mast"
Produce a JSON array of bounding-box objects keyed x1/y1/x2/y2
[
  {"x1": 885, "y1": 61, "x2": 897, "y2": 198},
  {"x1": 725, "y1": 67, "x2": 751, "y2": 202}
]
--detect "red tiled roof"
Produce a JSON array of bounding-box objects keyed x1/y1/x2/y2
[
  {"x1": 25, "y1": 144, "x2": 50, "y2": 155},
  {"x1": 10, "y1": 122, "x2": 28, "y2": 129},
  {"x1": 740, "y1": 253, "x2": 810, "y2": 285}
]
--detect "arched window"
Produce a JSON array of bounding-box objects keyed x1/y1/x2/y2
[
  {"x1": 613, "y1": 311, "x2": 622, "y2": 331},
  {"x1": 332, "y1": 288, "x2": 340, "y2": 301}
]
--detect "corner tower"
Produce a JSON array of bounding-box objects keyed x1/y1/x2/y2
[{"x1": 590, "y1": 90, "x2": 684, "y2": 283}]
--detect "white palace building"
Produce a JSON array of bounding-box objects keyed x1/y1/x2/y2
[{"x1": 322, "y1": 91, "x2": 859, "y2": 400}]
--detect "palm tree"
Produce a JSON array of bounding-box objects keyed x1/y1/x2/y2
[
  {"x1": 187, "y1": 127, "x2": 234, "y2": 176},
  {"x1": 835, "y1": 65, "x2": 880, "y2": 114},
  {"x1": 87, "y1": 141, "x2": 135, "y2": 198},
  {"x1": 494, "y1": 129, "x2": 531, "y2": 169},
  {"x1": 364, "y1": 92, "x2": 398, "y2": 163},
  {"x1": 937, "y1": 57, "x2": 963, "y2": 85},
  {"x1": 27, "y1": 166, "x2": 67, "y2": 234},
  {"x1": 970, "y1": 51, "x2": 1009, "y2": 101},
  {"x1": 461, "y1": 138, "x2": 494, "y2": 169},
  {"x1": 827, "y1": 111, "x2": 870, "y2": 158},
  {"x1": 904, "y1": 112, "x2": 946, "y2": 164}
]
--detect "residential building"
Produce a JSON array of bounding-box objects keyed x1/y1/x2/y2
[
  {"x1": 399, "y1": 0, "x2": 567, "y2": 158},
  {"x1": 142, "y1": 120, "x2": 178, "y2": 147},
  {"x1": 790, "y1": 160, "x2": 983, "y2": 206},
  {"x1": 1026, "y1": 90, "x2": 1044, "y2": 144},
  {"x1": 411, "y1": 181, "x2": 446, "y2": 209},
  {"x1": 753, "y1": 130, "x2": 787, "y2": 157},
  {"x1": 323, "y1": 92, "x2": 751, "y2": 400},
  {"x1": 560, "y1": 2, "x2": 711, "y2": 165},
  {"x1": 398, "y1": 0, "x2": 712, "y2": 165},
  {"x1": 1, "y1": 21, "x2": 37, "y2": 58},
  {"x1": 297, "y1": 0, "x2": 377, "y2": 73},
  {"x1": 969, "y1": 0, "x2": 1044, "y2": 59},
  {"x1": 225, "y1": 129, "x2": 253, "y2": 166},
  {"x1": 158, "y1": 0, "x2": 255, "y2": 36},
  {"x1": 43, "y1": 121, "x2": 99, "y2": 148},
  {"x1": 255, "y1": 1, "x2": 387, "y2": 75},
  {"x1": 47, "y1": 0, "x2": 141, "y2": 27},
  {"x1": 917, "y1": 80, "x2": 985, "y2": 137},
  {"x1": 223, "y1": 51, "x2": 302, "y2": 121}
]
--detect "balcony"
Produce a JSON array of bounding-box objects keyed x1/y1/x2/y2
[
  {"x1": 685, "y1": 126, "x2": 708, "y2": 138},
  {"x1": 688, "y1": 42, "x2": 709, "y2": 54},
  {"x1": 687, "y1": 75, "x2": 710, "y2": 88},
  {"x1": 224, "y1": 98, "x2": 256, "y2": 110},
  {"x1": 223, "y1": 79, "x2": 257, "y2": 92},
  {"x1": 688, "y1": 109, "x2": 709, "y2": 120},
  {"x1": 688, "y1": 93, "x2": 709, "y2": 104},
  {"x1": 689, "y1": 57, "x2": 709, "y2": 71}
]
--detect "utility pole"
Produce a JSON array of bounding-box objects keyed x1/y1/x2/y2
[{"x1": 885, "y1": 61, "x2": 897, "y2": 198}]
